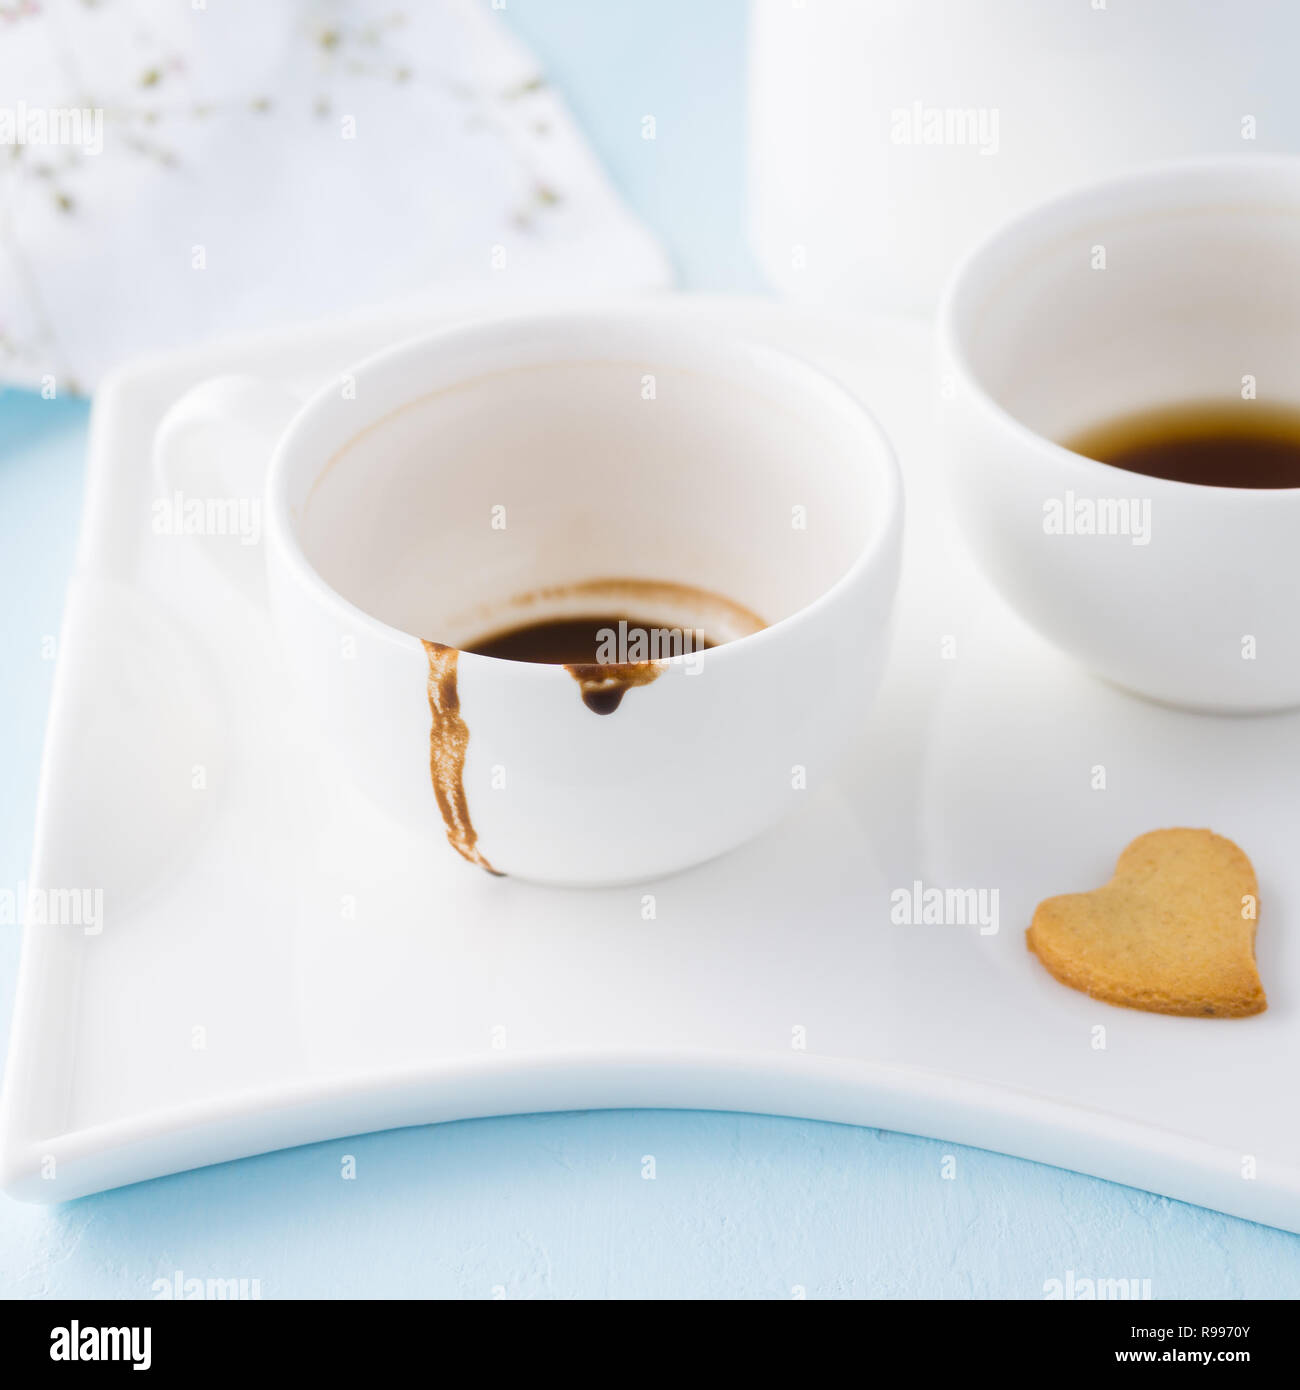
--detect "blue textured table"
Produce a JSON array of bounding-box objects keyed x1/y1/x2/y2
[{"x1": 2, "y1": 0, "x2": 1297, "y2": 1299}]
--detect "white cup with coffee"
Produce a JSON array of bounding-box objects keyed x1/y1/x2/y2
[
  {"x1": 155, "y1": 311, "x2": 903, "y2": 885},
  {"x1": 939, "y1": 155, "x2": 1300, "y2": 712}
]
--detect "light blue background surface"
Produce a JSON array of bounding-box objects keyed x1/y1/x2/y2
[{"x1": 2, "y1": 0, "x2": 1297, "y2": 1299}]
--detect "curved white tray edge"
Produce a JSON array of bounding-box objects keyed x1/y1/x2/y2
[{"x1": 3, "y1": 1048, "x2": 1296, "y2": 1225}]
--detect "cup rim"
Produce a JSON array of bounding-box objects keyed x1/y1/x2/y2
[
  {"x1": 263, "y1": 307, "x2": 904, "y2": 671},
  {"x1": 937, "y1": 153, "x2": 1300, "y2": 499}
]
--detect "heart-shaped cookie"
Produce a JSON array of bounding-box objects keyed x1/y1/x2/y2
[{"x1": 1026, "y1": 829, "x2": 1266, "y2": 1017}]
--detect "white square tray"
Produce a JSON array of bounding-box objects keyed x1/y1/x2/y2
[{"x1": 3, "y1": 296, "x2": 1297, "y2": 1227}]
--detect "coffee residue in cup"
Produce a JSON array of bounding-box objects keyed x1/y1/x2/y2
[
  {"x1": 462, "y1": 613, "x2": 716, "y2": 714},
  {"x1": 422, "y1": 640, "x2": 502, "y2": 876},
  {"x1": 1064, "y1": 400, "x2": 1300, "y2": 488}
]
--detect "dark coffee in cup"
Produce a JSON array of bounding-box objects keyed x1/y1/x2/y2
[
  {"x1": 1065, "y1": 400, "x2": 1300, "y2": 489},
  {"x1": 463, "y1": 614, "x2": 716, "y2": 665}
]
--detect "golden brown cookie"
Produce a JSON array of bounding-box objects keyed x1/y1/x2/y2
[{"x1": 1026, "y1": 829, "x2": 1266, "y2": 1017}]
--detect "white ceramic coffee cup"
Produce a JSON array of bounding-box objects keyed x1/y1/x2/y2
[
  {"x1": 154, "y1": 311, "x2": 902, "y2": 885},
  {"x1": 938, "y1": 156, "x2": 1300, "y2": 713}
]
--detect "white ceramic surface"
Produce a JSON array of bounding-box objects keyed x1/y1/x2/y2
[
  {"x1": 939, "y1": 156, "x2": 1300, "y2": 712},
  {"x1": 748, "y1": 0, "x2": 1300, "y2": 311},
  {"x1": 154, "y1": 314, "x2": 902, "y2": 885},
  {"x1": 2, "y1": 299, "x2": 1298, "y2": 1231}
]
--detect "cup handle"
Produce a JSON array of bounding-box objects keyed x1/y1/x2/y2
[{"x1": 152, "y1": 374, "x2": 304, "y2": 604}]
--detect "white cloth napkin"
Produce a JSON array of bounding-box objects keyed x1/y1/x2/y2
[{"x1": 0, "y1": 0, "x2": 671, "y2": 393}]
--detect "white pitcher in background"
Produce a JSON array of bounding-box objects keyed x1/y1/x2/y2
[{"x1": 748, "y1": 0, "x2": 1300, "y2": 312}]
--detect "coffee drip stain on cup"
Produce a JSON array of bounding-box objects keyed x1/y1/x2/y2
[
  {"x1": 422, "y1": 579, "x2": 766, "y2": 873},
  {"x1": 422, "y1": 623, "x2": 685, "y2": 872},
  {"x1": 421, "y1": 641, "x2": 503, "y2": 876}
]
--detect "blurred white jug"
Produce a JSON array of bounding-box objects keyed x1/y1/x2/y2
[{"x1": 748, "y1": 0, "x2": 1300, "y2": 313}]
